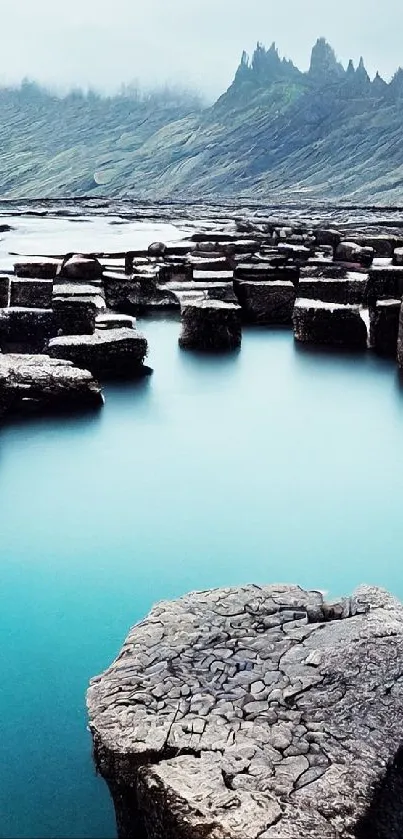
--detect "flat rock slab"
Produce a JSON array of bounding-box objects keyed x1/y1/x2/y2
[
  {"x1": 14, "y1": 259, "x2": 60, "y2": 279},
  {"x1": 87, "y1": 585, "x2": 403, "y2": 839},
  {"x1": 0, "y1": 306, "x2": 54, "y2": 352},
  {"x1": 370, "y1": 299, "x2": 401, "y2": 357},
  {"x1": 0, "y1": 353, "x2": 102, "y2": 416},
  {"x1": 10, "y1": 278, "x2": 53, "y2": 309},
  {"x1": 48, "y1": 327, "x2": 148, "y2": 377}
]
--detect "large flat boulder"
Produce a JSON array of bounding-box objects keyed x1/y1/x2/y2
[
  {"x1": 48, "y1": 327, "x2": 148, "y2": 377},
  {"x1": 293, "y1": 300, "x2": 367, "y2": 348},
  {"x1": 0, "y1": 353, "x2": 102, "y2": 416},
  {"x1": 87, "y1": 585, "x2": 403, "y2": 839}
]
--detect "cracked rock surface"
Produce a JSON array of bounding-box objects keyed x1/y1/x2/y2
[{"x1": 87, "y1": 585, "x2": 403, "y2": 838}]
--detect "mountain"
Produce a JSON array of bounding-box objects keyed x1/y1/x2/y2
[{"x1": 2, "y1": 39, "x2": 403, "y2": 203}]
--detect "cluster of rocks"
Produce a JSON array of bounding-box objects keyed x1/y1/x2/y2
[
  {"x1": 87, "y1": 584, "x2": 403, "y2": 839},
  {"x1": 0, "y1": 254, "x2": 148, "y2": 418},
  {"x1": 101, "y1": 222, "x2": 403, "y2": 357}
]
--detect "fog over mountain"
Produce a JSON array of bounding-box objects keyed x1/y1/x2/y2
[{"x1": 2, "y1": 0, "x2": 403, "y2": 97}]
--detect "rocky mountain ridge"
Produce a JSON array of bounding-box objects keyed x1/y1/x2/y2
[{"x1": 2, "y1": 39, "x2": 403, "y2": 202}]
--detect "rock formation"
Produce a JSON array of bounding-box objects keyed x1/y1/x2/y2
[
  {"x1": 179, "y1": 300, "x2": 242, "y2": 350},
  {"x1": 0, "y1": 353, "x2": 102, "y2": 416},
  {"x1": 293, "y1": 300, "x2": 368, "y2": 349},
  {"x1": 87, "y1": 584, "x2": 403, "y2": 839}
]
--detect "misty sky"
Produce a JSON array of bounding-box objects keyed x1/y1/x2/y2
[{"x1": 2, "y1": 0, "x2": 402, "y2": 98}]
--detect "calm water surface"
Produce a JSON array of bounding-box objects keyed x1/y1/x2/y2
[{"x1": 1, "y1": 317, "x2": 403, "y2": 837}]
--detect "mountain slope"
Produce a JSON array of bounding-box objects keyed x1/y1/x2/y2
[{"x1": 2, "y1": 40, "x2": 403, "y2": 203}]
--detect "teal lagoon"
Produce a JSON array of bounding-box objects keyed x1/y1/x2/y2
[{"x1": 1, "y1": 317, "x2": 403, "y2": 837}]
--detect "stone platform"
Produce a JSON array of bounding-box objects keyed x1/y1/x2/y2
[{"x1": 87, "y1": 584, "x2": 403, "y2": 839}]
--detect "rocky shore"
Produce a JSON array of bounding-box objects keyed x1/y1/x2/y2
[
  {"x1": 3, "y1": 206, "x2": 403, "y2": 416},
  {"x1": 87, "y1": 584, "x2": 403, "y2": 839}
]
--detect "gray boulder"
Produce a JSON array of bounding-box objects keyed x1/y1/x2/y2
[
  {"x1": 179, "y1": 300, "x2": 242, "y2": 350},
  {"x1": 293, "y1": 300, "x2": 367, "y2": 348},
  {"x1": 234, "y1": 280, "x2": 296, "y2": 324},
  {"x1": 0, "y1": 353, "x2": 102, "y2": 417},
  {"x1": 59, "y1": 254, "x2": 103, "y2": 282},
  {"x1": 87, "y1": 584, "x2": 403, "y2": 839},
  {"x1": 48, "y1": 327, "x2": 148, "y2": 377}
]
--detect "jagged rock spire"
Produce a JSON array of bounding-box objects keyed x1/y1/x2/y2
[
  {"x1": 356, "y1": 56, "x2": 370, "y2": 84},
  {"x1": 372, "y1": 70, "x2": 388, "y2": 95},
  {"x1": 309, "y1": 38, "x2": 345, "y2": 79}
]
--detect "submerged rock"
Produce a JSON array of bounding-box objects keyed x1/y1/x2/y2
[
  {"x1": 87, "y1": 584, "x2": 403, "y2": 839},
  {"x1": 293, "y1": 300, "x2": 367, "y2": 348},
  {"x1": 48, "y1": 327, "x2": 148, "y2": 377},
  {"x1": 0, "y1": 353, "x2": 102, "y2": 417},
  {"x1": 179, "y1": 299, "x2": 242, "y2": 350}
]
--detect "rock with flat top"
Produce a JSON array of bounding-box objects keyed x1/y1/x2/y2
[
  {"x1": 10, "y1": 278, "x2": 53, "y2": 309},
  {"x1": 234, "y1": 280, "x2": 295, "y2": 324},
  {"x1": 14, "y1": 259, "x2": 60, "y2": 279},
  {"x1": 293, "y1": 300, "x2": 367, "y2": 348},
  {"x1": 48, "y1": 327, "x2": 148, "y2": 377},
  {"x1": 87, "y1": 584, "x2": 403, "y2": 839},
  {"x1": 0, "y1": 353, "x2": 102, "y2": 417},
  {"x1": 0, "y1": 306, "x2": 53, "y2": 352},
  {"x1": 179, "y1": 299, "x2": 242, "y2": 350},
  {"x1": 370, "y1": 299, "x2": 401, "y2": 357}
]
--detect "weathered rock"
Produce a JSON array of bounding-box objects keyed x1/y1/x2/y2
[
  {"x1": 59, "y1": 254, "x2": 103, "y2": 282},
  {"x1": 104, "y1": 273, "x2": 178, "y2": 312},
  {"x1": 48, "y1": 327, "x2": 148, "y2": 377},
  {"x1": 335, "y1": 241, "x2": 374, "y2": 267},
  {"x1": 370, "y1": 300, "x2": 401, "y2": 357},
  {"x1": 234, "y1": 280, "x2": 296, "y2": 324},
  {"x1": 52, "y1": 282, "x2": 103, "y2": 298},
  {"x1": 313, "y1": 228, "x2": 341, "y2": 248},
  {"x1": 14, "y1": 259, "x2": 60, "y2": 279},
  {"x1": 96, "y1": 313, "x2": 137, "y2": 330},
  {"x1": 293, "y1": 300, "x2": 367, "y2": 348},
  {"x1": 0, "y1": 275, "x2": 10, "y2": 307},
  {"x1": 297, "y1": 275, "x2": 368, "y2": 305},
  {"x1": 179, "y1": 300, "x2": 242, "y2": 350},
  {"x1": 0, "y1": 353, "x2": 102, "y2": 417},
  {"x1": 52, "y1": 296, "x2": 97, "y2": 336},
  {"x1": 10, "y1": 278, "x2": 53, "y2": 309},
  {"x1": 192, "y1": 271, "x2": 234, "y2": 283},
  {"x1": 189, "y1": 256, "x2": 231, "y2": 272},
  {"x1": 0, "y1": 307, "x2": 53, "y2": 352},
  {"x1": 366, "y1": 266, "x2": 403, "y2": 305},
  {"x1": 87, "y1": 584, "x2": 403, "y2": 839},
  {"x1": 393, "y1": 247, "x2": 403, "y2": 266},
  {"x1": 148, "y1": 242, "x2": 166, "y2": 257}
]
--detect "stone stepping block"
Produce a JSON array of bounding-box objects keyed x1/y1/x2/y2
[
  {"x1": 95, "y1": 314, "x2": 137, "y2": 330},
  {"x1": 0, "y1": 307, "x2": 53, "y2": 352},
  {"x1": 235, "y1": 262, "x2": 299, "y2": 285},
  {"x1": 53, "y1": 283, "x2": 103, "y2": 297},
  {"x1": 234, "y1": 280, "x2": 296, "y2": 324},
  {"x1": 367, "y1": 265, "x2": 403, "y2": 304},
  {"x1": 10, "y1": 278, "x2": 53, "y2": 309},
  {"x1": 179, "y1": 300, "x2": 242, "y2": 350},
  {"x1": 192, "y1": 270, "x2": 234, "y2": 283},
  {"x1": 53, "y1": 296, "x2": 98, "y2": 336},
  {"x1": 0, "y1": 353, "x2": 102, "y2": 417},
  {"x1": 298, "y1": 275, "x2": 368, "y2": 305},
  {"x1": 189, "y1": 256, "x2": 230, "y2": 272},
  {"x1": 14, "y1": 259, "x2": 60, "y2": 279},
  {"x1": 48, "y1": 327, "x2": 148, "y2": 377},
  {"x1": 293, "y1": 300, "x2": 367, "y2": 348},
  {"x1": 370, "y1": 299, "x2": 401, "y2": 357},
  {"x1": 0, "y1": 276, "x2": 10, "y2": 307}
]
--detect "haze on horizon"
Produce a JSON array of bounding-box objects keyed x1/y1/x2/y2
[{"x1": 2, "y1": 0, "x2": 402, "y2": 98}]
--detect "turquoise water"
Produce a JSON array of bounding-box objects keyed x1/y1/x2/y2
[{"x1": 2, "y1": 316, "x2": 403, "y2": 838}]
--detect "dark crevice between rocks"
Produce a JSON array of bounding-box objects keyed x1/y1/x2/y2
[{"x1": 354, "y1": 744, "x2": 403, "y2": 839}]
